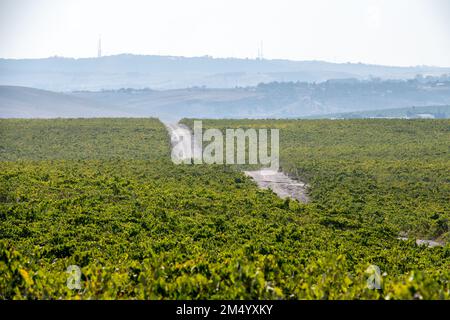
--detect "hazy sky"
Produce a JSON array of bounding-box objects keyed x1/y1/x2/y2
[{"x1": 0, "y1": 0, "x2": 449, "y2": 67}]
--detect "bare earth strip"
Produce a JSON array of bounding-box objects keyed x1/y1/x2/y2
[
  {"x1": 164, "y1": 122, "x2": 309, "y2": 203},
  {"x1": 397, "y1": 237, "x2": 443, "y2": 247},
  {"x1": 243, "y1": 169, "x2": 309, "y2": 203}
]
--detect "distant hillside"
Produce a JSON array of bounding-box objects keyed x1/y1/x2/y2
[
  {"x1": 71, "y1": 78, "x2": 450, "y2": 120},
  {"x1": 302, "y1": 105, "x2": 450, "y2": 119},
  {"x1": 69, "y1": 87, "x2": 262, "y2": 121},
  {"x1": 0, "y1": 86, "x2": 131, "y2": 118},
  {"x1": 1, "y1": 54, "x2": 450, "y2": 91},
  {"x1": 2, "y1": 77, "x2": 450, "y2": 119}
]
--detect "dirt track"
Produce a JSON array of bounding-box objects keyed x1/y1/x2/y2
[
  {"x1": 244, "y1": 169, "x2": 309, "y2": 203},
  {"x1": 165, "y1": 122, "x2": 309, "y2": 203}
]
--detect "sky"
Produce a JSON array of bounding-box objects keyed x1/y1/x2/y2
[{"x1": 0, "y1": 0, "x2": 449, "y2": 67}]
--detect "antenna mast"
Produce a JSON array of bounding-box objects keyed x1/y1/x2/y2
[
  {"x1": 260, "y1": 40, "x2": 263, "y2": 60},
  {"x1": 257, "y1": 40, "x2": 264, "y2": 60},
  {"x1": 97, "y1": 36, "x2": 102, "y2": 58}
]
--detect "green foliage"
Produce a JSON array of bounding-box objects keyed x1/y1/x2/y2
[
  {"x1": 1, "y1": 118, "x2": 450, "y2": 299},
  {"x1": 0, "y1": 118, "x2": 169, "y2": 161},
  {"x1": 184, "y1": 119, "x2": 450, "y2": 241}
]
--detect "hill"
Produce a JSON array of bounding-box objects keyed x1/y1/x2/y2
[
  {"x1": 303, "y1": 105, "x2": 450, "y2": 119},
  {"x1": 0, "y1": 86, "x2": 131, "y2": 118},
  {"x1": 1, "y1": 54, "x2": 450, "y2": 91},
  {"x1": 3, "y1": 77, "x2": 450, "y2": 119},
  {"x1": 71, "y1": 79, "x2": 450, "y2": 120}
]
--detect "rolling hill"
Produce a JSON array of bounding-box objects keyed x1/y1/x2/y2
[
  {"x1": 2, "y1": 77, "x2": 450, "y2": 119},
  {"x1": 0, "y1": 86, "x2": 131, "y2": 118},
  {"x1": 1, "y1": 54, "x2": 450, "y2": 91}
]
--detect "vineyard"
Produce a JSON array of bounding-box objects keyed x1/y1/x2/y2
[
  {"x1": 1, "y1": 118, "x2": 450, "y2": 299},
  {"x1": 182, "y1": 119, "x2": 450, "y2": 241}
]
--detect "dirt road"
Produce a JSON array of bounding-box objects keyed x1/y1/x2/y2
[
  {"x1": 165, "y1": 122, "x2": 309, "y2": 203},
  {"x1": 397, "y1": 237, "x2": 443, "y2": 247},
  {"x1": 244, "y1": 169, "x2": 309, "y2": 203}
]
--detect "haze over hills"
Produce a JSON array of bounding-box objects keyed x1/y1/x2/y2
[
  {"x1": 0, "y1": 86, "x2": 132, "y2": 118},
  {"x1": 2, "y1": 76, "x2": 450, "y2": 119},
  {"x1": 1, "y1": 54, "x2": 450, "y2": 91},
  {"x1": 302, "y1": 105, "x2": 450, "y2": 119}
]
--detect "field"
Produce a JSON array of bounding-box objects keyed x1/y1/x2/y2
[
  {"x1": 183, "y1": 119, "x2": 450, "y2": 240},
  {"x1": 1, "y1": 118, "x2": 450, "y2": 299}
]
